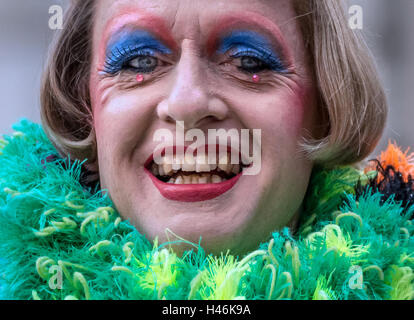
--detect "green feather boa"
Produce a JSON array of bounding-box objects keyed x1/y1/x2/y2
[{"x1": 0, "y1": 120, "x2": 413, "y2": 300}]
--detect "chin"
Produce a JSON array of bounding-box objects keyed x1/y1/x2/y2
[
  {"x1": 105, "y1": 144, "x2": 307, "y2": 257},
  {"x1": 127, "y1": 184, "x2": 277, "y2": 257},
  {"x1": 135, "y1": 214, "x2": 260, "y2": 257}
]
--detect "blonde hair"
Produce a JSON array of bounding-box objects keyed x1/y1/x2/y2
[
  {"x1": 41, "y1": 0, "x2": 388, "y2": 179},
  {"x1": 293, "y1": 1, "x2": 387, "y2": 165}
]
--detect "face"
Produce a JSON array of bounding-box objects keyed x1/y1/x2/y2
[{"x1": 90, "y1": 0, "x2": 319, "y2": 255}]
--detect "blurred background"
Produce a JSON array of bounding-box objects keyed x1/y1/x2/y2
[{"x1": 0, "y1": 0, "x2": 413, "y2": 156}]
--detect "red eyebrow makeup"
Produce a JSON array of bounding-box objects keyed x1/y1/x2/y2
[{"x1": 205, "y1": 12, "x2": 293, "y2": 65}]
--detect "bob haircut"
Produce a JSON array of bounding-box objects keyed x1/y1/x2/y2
[{"x1": 40, "y1": 0, "x2": 388, "y2": 180}]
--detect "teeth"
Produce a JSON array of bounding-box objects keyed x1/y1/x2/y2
[
  {"x1": 218, "y1": 154, "x2": 234, "y2": 174},
  {"x1": 182, "y1": 155, "x2": 196, "y2": 172},
  {"x1": 212, "y1": 175, "x2": 222, "y2": 183},
  {"x1": 163, "y1": 156, "x2": 173, "y2": 175},
  {"x1": 208, "y1": 154, "x2": 218, "y2": 171},
  {"x1": 172, "y1": 155, "x2": 182, "y2": 171},
  {"x1": 196, "y1": 154, "x2": 210, "y2": 173},
  {"x1": 183, "y1": 175, "x2": 192, "y2": 184},
  {"x1": 154, "y1": 150, "x2": 243, "y2": 182},
  {"x1": 199, "y1": 174, "x2": 209, "y2": 184},
  {"x1": 218, "y1": 154, "x2": 228, "y2": 164},
  {"x1": 151, "y1": 163, "x2": 159, "y2": 176},
  {"x1": 165, "y1": 173, "x2": 230, "y2": 184},
  {"x1": 191, "y1": 175, "x2": 199, "y2": 184},
  {"x1": 218, "y1": 154, "x2": 229, "y2": 171},
  {"x1": 158, "y1": 164, "x2": 165, "y2": 176}
]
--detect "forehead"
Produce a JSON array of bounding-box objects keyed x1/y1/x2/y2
[{"x1": 93, "y1": 0, "x2": 297, "y2": 40}]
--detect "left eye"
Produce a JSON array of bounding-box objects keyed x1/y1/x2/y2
[
  {"x1": 126, "y1": 55, "x2": 158, "y2": 73},
  {"x1": 238, "y1": 56, "x2": 267, "y2": 73}
]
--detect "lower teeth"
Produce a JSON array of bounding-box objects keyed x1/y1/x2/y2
[{"x1": 163, "y1": 173, "x2": 229, "y2": 184}]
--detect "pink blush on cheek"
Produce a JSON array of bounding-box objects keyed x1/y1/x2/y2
[
  {"x1": 239, "y1": 85, "x2": 311, "y2": 140},
  {"x1": 281, "y1": 86, "x2": 316, "y2": 136},
  {"x1": 89, "y1": 66, "x2": 124, "y2": 123}
]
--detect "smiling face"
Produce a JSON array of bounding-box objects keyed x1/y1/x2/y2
[{"x1": 89, "y1": 0, "x2": 319, "y2": 255}]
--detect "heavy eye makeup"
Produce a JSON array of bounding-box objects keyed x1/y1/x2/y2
[
  {"x1": 102, "y1": 29, "x2": 172, "y2": 75},
  {"x1": 100, "y1": 28, "x2": 287, "y2": 87},
  {"x1": 215, "y1": 30, "x2": 287, "y2": 76}
]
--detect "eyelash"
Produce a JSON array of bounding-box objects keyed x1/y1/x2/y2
[
  {"x1": 104, "y1": 46, "x2": 161, "y2": 74},
  {"x1": 227, "y1": 47, "x2": 286, "y2": 74},
  {"x1": 103, "y1": 45, "x2": 286, "y2": 77}
]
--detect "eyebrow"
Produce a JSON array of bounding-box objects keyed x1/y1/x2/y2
[{"x1": 205, "y1": 12, "x2": 292, "y2": 65}]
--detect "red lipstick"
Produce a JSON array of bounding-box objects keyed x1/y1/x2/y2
[
  {"x1": 144, "y1": 145, "x2": 244, "y2": 202},
  {"x1": 145, "y1": 168, "x2": 242, "y2": 202}
]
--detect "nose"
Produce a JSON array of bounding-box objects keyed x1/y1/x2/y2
[{"x1": 157, "y1": 42, "x2": 228, "y2": 129}]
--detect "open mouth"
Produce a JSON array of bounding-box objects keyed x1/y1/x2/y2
[
  {"x1": 150, "y1": 153, "x2": 244, "y2": 184},
  {"x1": 144, "y1": 146, "x2": 250, "y2": 202}
]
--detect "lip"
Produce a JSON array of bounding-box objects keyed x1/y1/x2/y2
[{"x1": 144, "y1": 145, "x2": 244, "y2": 202}]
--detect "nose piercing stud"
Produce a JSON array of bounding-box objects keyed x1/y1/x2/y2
[
  {"x1": 252, "y1": 74, "x2": 260, "y2": 83},
  {"x1": 136, "y1": 74, "x2": 144, "y2": 83}
]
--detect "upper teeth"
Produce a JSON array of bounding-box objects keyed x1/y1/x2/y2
[{"x1": 151, "y1": 152, "x2": 243, "y2": 181}]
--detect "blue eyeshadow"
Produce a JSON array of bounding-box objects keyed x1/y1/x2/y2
[
  {"x1": 217, "y1": 30, "x2": 286, "y2": 72},
  {"x1": 104, "y1": 29, "x2": 172, "y2": 74}
]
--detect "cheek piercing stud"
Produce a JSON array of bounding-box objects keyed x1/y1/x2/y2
[
  {"x1": 252, "y1": 74, "x2": 260, "y2": 83},
  {"x1": 136, "y1": 74, "x2": 144, "y2": 83}
]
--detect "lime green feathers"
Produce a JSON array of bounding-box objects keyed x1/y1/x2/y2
[{"x1": 0, "y1": 120, "x2": 413, "y2": 300}]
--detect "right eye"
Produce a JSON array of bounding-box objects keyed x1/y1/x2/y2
[
  {"x1": 237, "y1": 56, "x2": 269, "y2": 74},
  {"x1": 104, "y1": 47, "x2": 166, "y2": 75},
  {"x1": 126, "y1": 55, "x2": 159, "y2": 73}
]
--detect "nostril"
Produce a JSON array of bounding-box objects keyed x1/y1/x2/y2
[
  {"x1": 204, "y1": 115, "x2": 218, "y2": 122},
  {"x1": 193, "y1": 115, "x2": 220, "y2": 128},
  {"x1": 164, "y1": 115, "x2": 176, "y2": 123}
]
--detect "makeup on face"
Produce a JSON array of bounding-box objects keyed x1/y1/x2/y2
[
  {"x1": 97, "y1": 9, "x2": 178, "y2": 77},
  {"x1": 103, "y1": 29, "x2": 172, "y2": 74},
  {"x1": 99, "y1": 10, "x2": 291, "y2": 81},
  {"x1": 206, "y1": 12, "x2": 293, "y2": 69},
  {"x1": 215, "y1": 29, "x2": 287, "y2": 74},
  {"x1": 144, "y1": 145, "x2": 248, "y2": 202}
]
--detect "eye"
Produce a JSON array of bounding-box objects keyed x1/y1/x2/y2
[
  {"x1": 126, "y1": 55, "x2": 159, "y2": 73},
  {"x1": 104, "y1": 47, "x2": 166, "y2": 75},
  {"x1": 238, "y1": 56, "x2": 268, "y2": 73},
  {"x1": 227, "y1": 48, "x2": 285, "y2": 75}
]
